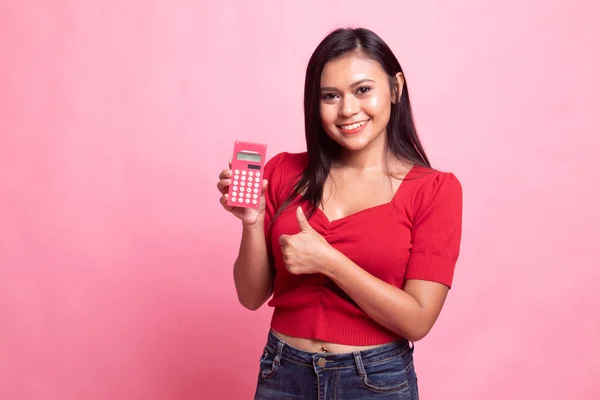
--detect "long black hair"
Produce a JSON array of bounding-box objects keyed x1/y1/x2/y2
[{"x1": 277, "y1": 27, "x2": 431, "y2": 220}]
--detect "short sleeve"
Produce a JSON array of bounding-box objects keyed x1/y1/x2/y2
[
  {"x1": 405, "y1": 172, "x2": 463, "y2": 288},
  {"x1": 262, "y1": 152, "x2": 287, "y2": 263},
  {"x1": 263, "y1": 152, "x2": 287, "y2": 227}
]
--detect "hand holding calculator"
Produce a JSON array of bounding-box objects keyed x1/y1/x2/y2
[{"x1": 224, "y1": 141, "x2": 267, "y2": 210}]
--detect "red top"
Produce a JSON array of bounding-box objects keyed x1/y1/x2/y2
[{"x1": 262, "y1": 152, "x2": 463, "y2": 345}]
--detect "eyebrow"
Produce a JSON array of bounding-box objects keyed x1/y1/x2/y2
[{"x1": 320, "y1": 79, "x2": 375, "y2": 92}]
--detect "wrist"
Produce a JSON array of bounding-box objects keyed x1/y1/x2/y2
[
  {"x1": 319, "y1": 246, "x2": 344, "y2": 279},
  {"x1": 241, "y1": 217, "x2": 265, "y2": 232}
]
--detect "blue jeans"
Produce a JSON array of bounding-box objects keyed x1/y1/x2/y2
[{"x1": 254, "y1": 330, "x2": 419, "y2": 399}]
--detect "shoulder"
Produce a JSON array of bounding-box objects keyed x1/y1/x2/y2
[
  {"x1": 410, "y1": 165, "x2": 462, "y2": 194},
  {"x1": 264, "y1": 151, "x2": 307, "y2": 190},
  {"x1": 269, "y1": 151, "x2": 307, "y2": 168},
  {"x1": 399, "y1": 165, "x2": 463, "y2": 218},
  {"x1": 264, "y1": 151, "x2": 307, "y2": 177}
]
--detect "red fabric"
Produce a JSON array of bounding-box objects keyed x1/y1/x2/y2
[{"x1": 262, "y1": 152, "x2": 463, "y2": 345}]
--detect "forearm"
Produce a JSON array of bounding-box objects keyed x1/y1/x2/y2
[
  {"x1": 321, "y1": 250, "x2": 432, "y2": 342},
  {"x1": 233, "y1": 220, "x2": 273, "y2": 310}
]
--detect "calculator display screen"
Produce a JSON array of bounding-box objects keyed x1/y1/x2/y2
[{"x1": 236, "y1": 152, "x2": 262, "y2": 162}]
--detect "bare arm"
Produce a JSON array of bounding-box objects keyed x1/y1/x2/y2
[
  {"x1": 280, "y1": 171, "x2": 462, "y2": 341},
  {"x1": 322, "y1": 251, "x2": 448, "y2": 342},
  {"x1": 217, "y1": 166, "x2": 273, "y2": 310},
  {"x1": 233, "y1": 221, "x2": 273, "y2": 310},
  {"x1": 281, "y1": 207, "x2": 449, "y2": 342}
]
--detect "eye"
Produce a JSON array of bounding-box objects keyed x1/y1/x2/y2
[
  {"x1": 321, "y1": 93, "x2": 338, "y2": 101},
  {"x1": 356, "y1": 86, "x2": 371, "y2": 95}
]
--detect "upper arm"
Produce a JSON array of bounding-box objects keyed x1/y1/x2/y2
[
  {"x1": 405, "y1": 172, "x2": 463, "y2": 288},
  {"x1": 403, "y1": 279, "x2": 449, "y2": 337},
  {"x1": 401, "y1": 172, "x2": 462, "y2": 338}
]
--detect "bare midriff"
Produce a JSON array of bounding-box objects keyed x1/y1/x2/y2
[{"x1": 271, "y1": 329, "x2": 389, "y2": 354}]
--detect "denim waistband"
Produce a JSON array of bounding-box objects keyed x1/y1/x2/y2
[{"x1": 265, "y1": 329, "x2": 411, "y2": 369}]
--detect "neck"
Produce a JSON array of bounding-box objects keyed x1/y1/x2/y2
[{"x1": 337, "y1": 135, "x2": 388, "y2": 171}]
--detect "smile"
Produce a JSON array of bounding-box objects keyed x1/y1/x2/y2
[
  {"x1": 337, "y1": 119, "x2": 370, "y2": 134},
  {"x1": 338, "y1": 120, "x2": 369, "y2": 130}
]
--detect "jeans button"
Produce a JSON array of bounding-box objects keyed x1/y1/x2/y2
[{"x1": 317, "y1": 358, "x2": 327, "y2": 367}]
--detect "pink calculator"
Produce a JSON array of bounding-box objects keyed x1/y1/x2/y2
[{"x1": 227, "y1": 141, "x2": 267, "y2": 209}]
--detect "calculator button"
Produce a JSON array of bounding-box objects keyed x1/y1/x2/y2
[
  {"x1": 232, "y1": 186, "x2": 238, "y2": 191},
  {"x1": 242, "y1": 171, "x2": 247, "y2": 175},
  {"x1": 239, "y1": 187, "x2": 245, "y2": 192},
  {"x1": 234, "y1": 169, "x2": 239, "y2": 174},
  {"x1": 241, "y1": 176, "x2": 246, "y2": 181},
  {"x1": 252, "y1": 200, "x2": 257, "y2": 205},
  {"x1": 249, "y1": 172, "x2": 254, "y2": 176},
  {"x1": 241, "y1": 182, "x2": 245, "y2": 187},
  {"x1": 253, "y1": 194, "x2": 258, "y2": 199},
  {"x1": 256, "y1": 172, "x2": 260, "y2": 177},
  {"x1": 253, "y1": 189, "x2": 258, "y2": 194},
  {"x1": 246, "y1": 193, "x2": 251, "y2": 198},
  {"x1": 255, "y1": 177, "x2": 260, "y2": 183},
  {"x1": 231, "y1": 197, "x2": 236, "y2": 202},
  {"x1": 232, "y1": 192, "x2": 237, "y2": 197},
  {"x1": 254, "y1": 183, "x2": 259, "y2": 188},
  {"x1": 245, "y1": 199, "x2": 250, "y2": 204},
  {"x1": 233, "y1": 180, "x2": 239, "y2": 185}
]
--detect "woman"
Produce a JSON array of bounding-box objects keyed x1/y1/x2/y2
[{"x1": 217, "y1": 27, "x2": 462, "y2": 400}]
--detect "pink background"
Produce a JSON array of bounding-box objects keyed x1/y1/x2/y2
[{"x1": 1, "y1": 1, "x2": 599, "y2": 399}]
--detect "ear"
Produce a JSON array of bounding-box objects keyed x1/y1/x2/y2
[{"x1": 391, "y1": 72, "x2": 405, "y2": 104}]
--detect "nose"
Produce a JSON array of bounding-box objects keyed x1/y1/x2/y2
[{"x1": 338, "y1": 95, "x2": 360, "y2": 118}]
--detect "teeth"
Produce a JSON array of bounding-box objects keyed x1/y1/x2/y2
[{"x1": 340, "y1": 120, "x2": 367, "y2": 130}]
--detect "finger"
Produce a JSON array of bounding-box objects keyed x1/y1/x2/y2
[
  {"x1": 279, "y1": 234, "x2": 290, "y2": 246},
  {"x1": 217, "y1": 178, "x2": 232, "y2": 194},
  {"x1": 219, "y1": 169, "x2": 232, "y2": 180},
  {"x1": 261, "y1": 179, "x2": 268, "y2": 193},
  {"x1": 295, "y1": 207, "x2": 313, "y2": 232},
  {"x1": 220, "y1": 194, "x2": 233, "y2": 211}
]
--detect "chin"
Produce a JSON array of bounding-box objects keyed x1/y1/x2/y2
[
  {"x1": 335, "y1": 136, "x2": 373, "y2": 152},
  {"x1": 338, "y1": 130, "x2": 381, "y2": 150}
]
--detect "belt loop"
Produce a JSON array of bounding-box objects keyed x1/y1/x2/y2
[
  {"x1": 353, "y1": 351, "x2": 366, "y2": 377},
  {"x1": 274, "y1": 339, "x2": 285, "y2": 366},
  {"x1": 409, "y1": 340, "x2": 415, "y2": 354}
]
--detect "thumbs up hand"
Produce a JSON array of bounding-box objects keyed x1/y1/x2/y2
[{"x1": 278, "y1": 207, "x2": 333, "y2": 276}]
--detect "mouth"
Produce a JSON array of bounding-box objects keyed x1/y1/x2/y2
[{"x1": 337, "y1": 119, "x2": 370, "y2": 134}]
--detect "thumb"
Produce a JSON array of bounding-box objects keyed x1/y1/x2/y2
[
  {"x1": 278, "y1": 234, "x2": 290, "y2": 246},
  {"x1": 296, "y1": 207, "x2": 313, "y2": 232}
]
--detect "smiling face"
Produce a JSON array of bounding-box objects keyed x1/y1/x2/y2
[{"x1": 319, "y1": 52, "x2": 401, "y2": 154}]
